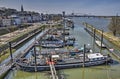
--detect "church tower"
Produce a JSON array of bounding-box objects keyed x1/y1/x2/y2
[{"x1": 21, "y1": 5, "x2": 24, "y2": 12}]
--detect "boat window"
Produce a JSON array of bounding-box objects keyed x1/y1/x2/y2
[
  {"x1": 102, "y1": 57, "x2": 104, "y2": 59},
  {"x1": 97, "y1": 58, "x2": 99, "y2": 60},
  {"x1": 95, "y1": 58, "x2": 97, "y2": 60},
  {"x1": 90, "y1": 59, "x2": 93, "y2": 61}
]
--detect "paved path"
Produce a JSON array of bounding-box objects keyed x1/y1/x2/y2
[
  {"x1": 0, "y1": 23, "x2": 42, "y2": 45},
  {"x1": 0, "y1": 64, "x2": 12, "y2": 76}
]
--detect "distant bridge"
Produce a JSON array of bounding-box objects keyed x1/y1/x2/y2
[{"x1": 66, "y1": 15, "x2": 120, "y2": 18}]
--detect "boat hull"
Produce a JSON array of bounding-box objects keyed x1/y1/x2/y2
[{"x1": 16, "y1": 60, "x2": 108, "y2": 72}]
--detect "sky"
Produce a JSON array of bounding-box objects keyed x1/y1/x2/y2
[{"x1": 0, "y1": 0, "x2": 120, "y2": 15}]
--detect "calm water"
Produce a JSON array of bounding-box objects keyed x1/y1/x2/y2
[{"x1": 5, "y1": 17, "x2": 120, "y2": 79}]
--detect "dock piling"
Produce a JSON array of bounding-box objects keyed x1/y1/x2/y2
[
  {"x1": 93, "y1": 28, "x2": 96, "y2": 53},
  {"x1": 9, "y1": 42, "x2": 13, "y2": 63},
  {"x1": 100, "y1": 30, "x2": 104, "y2": 53},
  {"x1": 83, "y1": 44, "x2": 86, "y2": 67},
  {"x1": 34, "y1": 45, "x2": 37, "y2": 72}
]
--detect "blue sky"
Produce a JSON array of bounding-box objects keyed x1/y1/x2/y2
[{"x1": 0, "y1": 0, "x2": 120, "y2": 15}]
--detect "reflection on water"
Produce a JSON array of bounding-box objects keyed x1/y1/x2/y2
[
  {"x1": 5, "y1": 17, "x2": 120, "y2": 79},
  {"x1": 62, "y1": 64, "x2": 120, "y2": 79},
  {"x1": 6, "y1": 70, "x2": 50, "y2": 79}
]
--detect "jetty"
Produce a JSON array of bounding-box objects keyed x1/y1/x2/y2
[{"x1": 83, "y1": 23, "x2": 120, "y2": 60}]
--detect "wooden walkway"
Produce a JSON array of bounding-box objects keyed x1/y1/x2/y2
[
  {"x1": 49, "y1": 63, "x2": 58, "y2": 79},
  {"x1": 84, "y1": 28, "x2": 120, "y2": 60}
]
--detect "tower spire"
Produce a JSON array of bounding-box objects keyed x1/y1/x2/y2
[{"x1": 21, "y1": 5, "x2": 24, "y2": 12}]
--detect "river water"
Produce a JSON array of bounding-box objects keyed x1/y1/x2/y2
[{"x1": 5, "y1": 17, "x2": 120, "y2": 79}]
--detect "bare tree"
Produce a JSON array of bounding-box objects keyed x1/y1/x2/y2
[{"x1": 108, "y1": 16, "x2": 120, "y2": 36}]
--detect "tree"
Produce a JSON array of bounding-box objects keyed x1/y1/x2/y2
[{"x1": 108, "y1": 16, "x2": 120, "y2": 36}]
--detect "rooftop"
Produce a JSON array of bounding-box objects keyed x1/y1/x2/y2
[{"x1": 87, "y1": 53, "x2": 104, "y2": 59}]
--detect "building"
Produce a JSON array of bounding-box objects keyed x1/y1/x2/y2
[
  {"x1": 32, "y1": 13, "x2": 40, "y2": 22},
  {"x1": 0, "y1": 17, "x2": 2, "y2": 27},
  {"x1": 21, "y1": 5, "x2": 24, "y2": 12},
  {"x1": 19, "y1": 11, "x2": 40, "y2": 23},
  {"x1": 0, "y1": 6, "x2": 41, "y2": 26},
  {"x1": 10, "y1": 15, "x2": 22, "y2": 25},
  {"x1": 2, "y1": 18, "x2": 12, "y2": 26}
]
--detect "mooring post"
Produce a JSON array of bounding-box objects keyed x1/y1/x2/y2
[
  {"x1": 93, "y1": 28, "x2": 96, "y2": 53},
  {"x1": 34, "y1": 45, "x2": 37, "y2": 72},
  {"x1": 9, "y1": 42, "x2": 13, "y2": 63},
  {"x1": 83, "y1": 44, "x2": 86, "y2": 67},
  {"x1": 39, "y1": 40, "x2": 41, "y2": 55},
  {"x1": 100, "y1": 30, "x2": 104, "y2": 53}
]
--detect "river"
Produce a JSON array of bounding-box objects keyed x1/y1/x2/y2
[{"x1": 4, "y1": 17, "x2": 120, "y2": 79}]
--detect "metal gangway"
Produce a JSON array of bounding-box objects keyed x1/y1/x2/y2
[{"x1": 49, "y1": 62, "x2": 58, "y2": 79}]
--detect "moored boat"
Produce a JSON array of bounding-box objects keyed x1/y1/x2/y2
[{"x1": 15, "y1": 53, "x2": 112, "y2": 72}]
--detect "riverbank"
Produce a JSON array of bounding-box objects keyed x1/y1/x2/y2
[{"x1": 0, "y1": 23, "x2": 47, "y2": 63}]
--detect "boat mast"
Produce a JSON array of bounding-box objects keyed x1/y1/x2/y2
[
  {"x1": 93, "y1": 28, "x2": 96, "y2": 53},
  {"x1": 34, "y1": 45, "x2": 37, "y2": 72},
  {"x1": 83, "y1": 44, "x2": 86, "y2": 67}
]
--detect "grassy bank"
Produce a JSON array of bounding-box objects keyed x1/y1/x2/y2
[{"x1": 0, "y1": 49, "x2": 15, "y2": 63}]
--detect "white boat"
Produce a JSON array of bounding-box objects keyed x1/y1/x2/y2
[{"x1": 95, "y1": 40, "x2": 106, "y2": 48}]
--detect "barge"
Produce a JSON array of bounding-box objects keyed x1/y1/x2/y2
[
  {"x1": 41, "y1": 35, "x2": 64, "y2": 48},
  {"x1": 15, "y1": 53, "x2": 112, "y2": 72}
]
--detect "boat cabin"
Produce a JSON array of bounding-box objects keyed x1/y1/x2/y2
[{"x1": 87, "y1": 53, "x2": 105, "y2": 61}]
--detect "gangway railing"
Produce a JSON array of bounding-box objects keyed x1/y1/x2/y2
[{"x1": 49, "y1": 62, "x2": 58, "y2": 79}]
